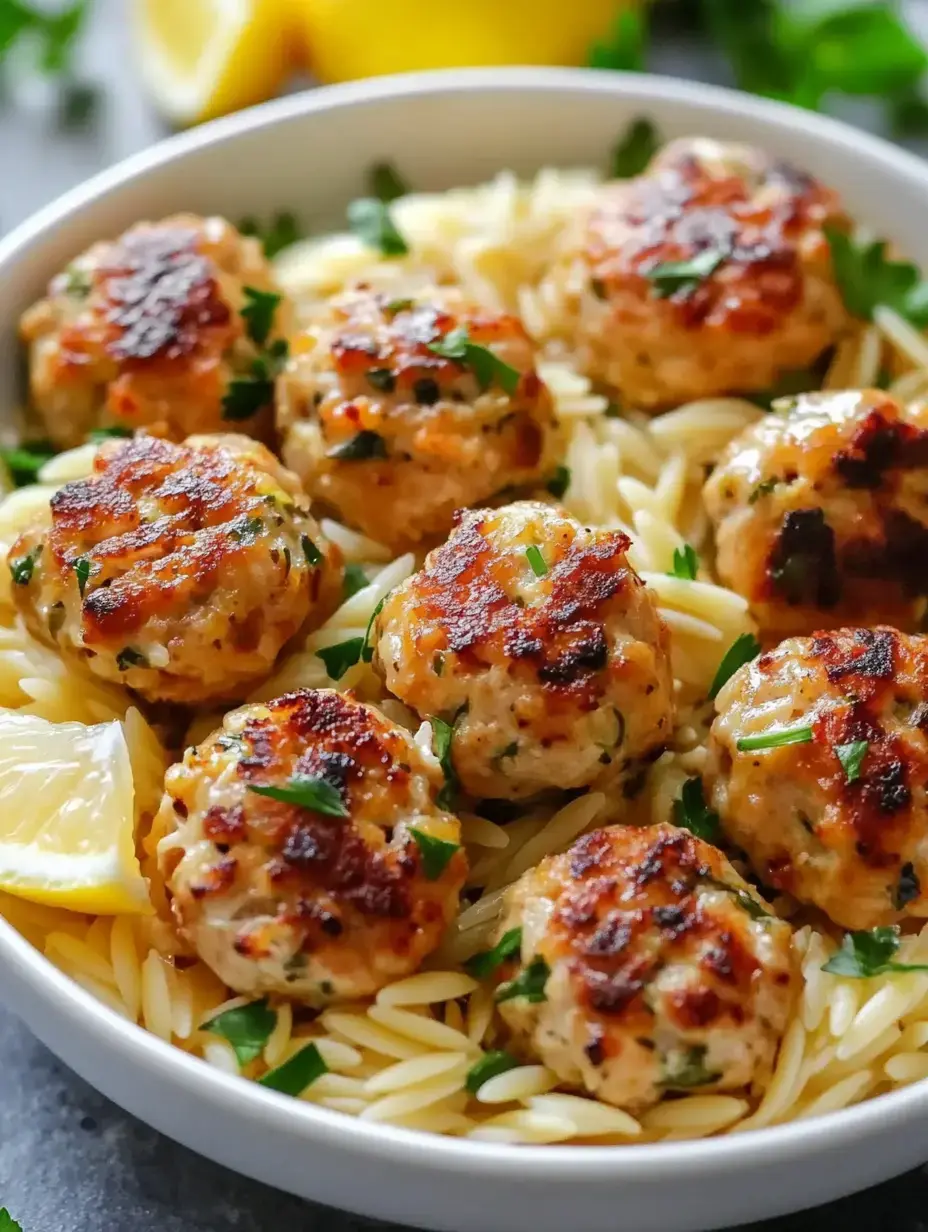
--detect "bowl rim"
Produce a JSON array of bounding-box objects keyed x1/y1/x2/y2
[{"x1": 4, "y1": 64, "x2": 928, "y2": 1181}]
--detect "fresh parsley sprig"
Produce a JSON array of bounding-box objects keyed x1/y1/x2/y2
[
  {"x1": 823, "y1": 926, "x2": 928, "y2": 978},
  {"x1": 826, "y1": 226, "x2": 928, "y2": 328}
]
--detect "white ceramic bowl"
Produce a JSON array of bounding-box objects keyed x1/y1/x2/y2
[{"x1": 3, "y1": 68, "x2": 928, "y2": 1232}]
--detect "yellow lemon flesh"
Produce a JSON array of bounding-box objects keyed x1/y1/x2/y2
[
  {"x1": 135, "y1": 0, "x2": 295, "y2": 126},
  {"x1": 0, "y1": 712, "x2": 150, "y2": 914},
  {"x1": 294, "y1": 0, "x2": 626, "y2": 83}
]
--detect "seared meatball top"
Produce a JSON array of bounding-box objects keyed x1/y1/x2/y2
[
  {"x1": 707, "y1": 626, "x2": 928, "y2": 928},
  {"x1": 705, "y1": 389, "x2": 928, "y2": 637},
  {"x1": 277, "y1": 287, "x2": 554, "y2": 550}
]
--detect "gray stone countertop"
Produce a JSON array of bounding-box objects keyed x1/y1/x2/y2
[{"x1": 3, "y1": 3, "x2": 928, "y2": 1229}]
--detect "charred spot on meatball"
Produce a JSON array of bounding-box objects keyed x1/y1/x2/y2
[{"x1": 768, "y1": 509, "x2": 841, "y2": 607}]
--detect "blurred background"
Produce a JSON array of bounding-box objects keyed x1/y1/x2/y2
[{"x1": 3, "y1": 0, "x2": 928, "y2": 232}]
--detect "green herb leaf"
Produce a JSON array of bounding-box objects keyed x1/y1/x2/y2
[
  {"x1": 239, "y1": 211, "x2": 301, "y2": 259},
  {"x1": 230, "y1": 516, "x2": 263, "y2": 544},
  {"x1": 64, "y1": 265, "x2": 91, "y2": 297},
  {"x1": 384, "y1": 297, "x2": 414, "y2": 315},
  {"x1": 301, "y1": 535, "x2": 323, "y2": 566},
  {"x1": 326, "y1": 430, "x2": 389, "y2": 461},
  {"x1": 525, "y1": 545, "x2": 548, "y2": 578},
  {"x1": 73, "y1": 556, "x2": 91, "y2": 598},
  {"x1": 259, "y1": 1042, "x2": 328, "y2": 1096},
  {"x1": 0, "y1": 1210, "x2": 23, "y2": 1232},
  {"x1": 248, "y1": 776, "x2": 348, "y2": 818},
  {"x1": 545, "y1": 465, "x2": 571, "y2": 499},
  {"x1": 647, "y1": 247, "x2": 728, "y2": 298},
  {"x1": 342, "y1": 563, "x2": 369, "y2": 599},
  {"x1": 736, "y1": 724, "x2": 813, "y2": 752},
  {"x1": 826, "y1": 225, "x2": 928, "y2": 328},
  {"x1": 115, "y1": 646, "x2": 148, "y2": 672},
  {"x1": 661, "y1": 1045, "x2": 720, "y2": 1089},
  {"x1": 1, "y1": 0, "x2": 89, "y2": 79},
  {"x1": 708, "y1": 633, "x2": 761, "y2": 700},
  {"x1": 465, "y1": 1050, "x2": 520, "y2": 1094},
  {"x1": 672, "y1": 777, "x2": 722, "y2": 845},
  {"x1": 823, "y1": 926, "x2": 928, "y2": 978},
  {"x1": 9, "y1": 545, "x2": 41, "y2": 587},
  {"x1": 835, "y1": 739, "x2": 868, "y2": 783},
  {"x1": 410, "y1": 828, "x2": 460, "y2": 880},
  {"x1": 202, "y1": 998, "x2": 277, "y2": 1065},
  {"x1": 426, "y1": 326, "x2": 521, "y2": 396},
  {"x1": 748, "y1": 477, "x2": 779, "y2": 504},
  {"x1": 221, "y1": 373, "x2": 273, "y2": 421},
  {"x1": 588, "y1": 7, "x2": 648, "y2": 71},
  {"x1": 315, "y1": 637, "x2": 364, "y2": 681},
  {"x1": 0, "y1": 442, "x2": 56, "y2": 487},
  {"x1": 347, "y1": 197, "x2": 409, "y2": 257},
  {"x1": 432, "y1": 711, "x2": 465, "y2": 810},
  {"x1": 611, "y1": 116, "x2": 659, "y2": 178},
  {"x1": 465, "y1": 927, "x2": 523, "y2": 979},
  {"x1": 241, "y1": 286, "x2": 282, "y2": 349},
  {"x1": 669, "y1": 544, "x2": 699, "y2": 580},
  {"x1": 87, "y1": 426, "x2": 133, "y2": 443},
  {"x1": 495, "y1": 956, "x2": 550, "y2": 1004},
  {"x1": 370, "y1": 161, "x2": 409, "y2": 203}
]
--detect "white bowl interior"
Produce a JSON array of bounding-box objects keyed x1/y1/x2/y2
[{"x1": 3, "y1": 68, "x2": 928, "y2": 1232}]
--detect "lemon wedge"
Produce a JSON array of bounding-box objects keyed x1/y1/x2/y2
[
  {"x1": 134, "y1": 0, "x2": 295, "y2": 126},
  {"x1": 0, "y1": 712, "x2": 151, "y2": 915},
  {"x1": 293, "y1": 0, "x2": 624, "y2": 83}
]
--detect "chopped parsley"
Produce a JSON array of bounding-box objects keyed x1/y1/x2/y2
[
  {"x1": 736, "y1": 724, "x2": 813, "y2": 752},
  {"x1": 326, "y1": 430, "x2": 388, "y2": 461},
  {"x1": 87, "y1": 425, "x2": 133, "y2": 443},
  {"x1": 248, "y1": 776, "x2": 348, "y2": 818},
  {"x1": 465, "y1": 1050, "x2": 520, "y2": 1094},
  {"x1": 748, "y1": 477, "x2": 779, "y2": 504},
  {"x1": 0, "y1": 442, "x2": 56, "y2": 487},
  {"x1": 525, "y1": 545, "x2": 548, "y2": 578},
  {"x1": 315, "y1": 637, "x2": 365, "y2": 681},
  {"x1": 239, "y1": 211, "x2": 301, "y2": 259},
  {"x1": 823, "y1": 926, "x2": 928, "y2": 979},
  {"x1": 432, "y1": 710, "x2": 464, "y2": 810},
  {"x1": 342, "y1": 563, "x2": 369, "y2": 599},
  {"x1": 410, "y1": 828, "x2": 460, "y2": 880},
  {"x1": 361, "y1": 596, "x2": 386, "y2": 664},
  {"x1": 669, "y1": 543, "x2": 699, "y2": 580},
  {"x1": 301, "y1": 535, "x2": 323, "y2": 566},
  {"x1": 661, "y1": 1045, "x2": 719, "y2": 1089},
  {"x1": 230, "y1": 516, "x2": 263, "y2": 543},
  {"x1": 894, "y1": 863, "x2": 921, "y2": 911},
  {"x1": 370, "y1": 161, "x2": 409, "y2": 203},
  {"x1": 427, "y1": 326, "x2": 521, "y2": 395},
  {"x1": 495, "y1": 957, "x2": 550, "y2": 1004},
  {"x1": 240, "y1": 286, "x2": 282, "y2": 349},
  {"x1": 222, "y1": 338, "x2": 288, "y2": 421},
  {"x1": 115, "y1": 646, "x2": 148, "y2": 672},
  {"x1": 259, "y1": 1042, "x2": 328, "y2": 1096},
  {"x1": 646, "y1": 247, "x2": 727, "y2": 299},
  {"x1": 545, "y1": 465, "x2": 571, "y2": 499},
  {"x1": 834, "y1": 739, "x2": 868, "y2": 783},
  {"x1": 9, "y1": 546, "x2": 41, "y2": 587},
  {"x1": 64, "y1": 264, "x2": 92, "y2": 297},
  {"x1": 73, "y1": 556, "x2": 91, "y2": 598},
  {"x1": 825, "y1": 225, "x2": 928, "y2": 328},
  {"x1": 672, "y1": 777, "x2": 722, "y2": 845},
  {"x1": 610, "y1": 116, "x2": 659, "y2": 178},
  {"x1": 347, "y1": 197, "x2": 409, "y2": 257},
  {"x1": 384, "y1": 296, "x2": 414, "y2": 315},
  {"x1": 202, "y1": 998, "x2": 277, "y2": 1064},
  {"x1": 465, "y1": 927, "x2": 523, "y2": 979},
  {"x1": 708, "y1": 633, "x2": 761, "y2": 700}
]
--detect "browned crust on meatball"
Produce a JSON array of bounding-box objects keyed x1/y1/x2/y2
[
  {"x1": 532, "y1": 826, "x2": 784, "y2": 1044},
  {"x1": 392, "y1": 508, "x2": 641, "y2": 710},
  {"x1": 171, "y1": 690, "x2": 464, "y2": 961},
  {"x1": 587, "y1": 148, "x2": 843, "y2": 335}
]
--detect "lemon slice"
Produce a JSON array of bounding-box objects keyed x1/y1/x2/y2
[
  {"x1": 0, "y1": 712, "x2": 151, "y2": 914},
  {"x1": 134, "y1": 0, "x2": 295, "y2": 126}
]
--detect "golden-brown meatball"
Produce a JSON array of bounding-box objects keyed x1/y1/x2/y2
[
  {"x1": 706, "y1": 626, "x2": 928, "y2": 931},
  {"x1": 20, "y1": 215, "x2": 288, "y2": 447},
  {"x1": 372, "y1": 501, "x2": 674, "y2": 801},
  {"x1": 576, "y1": 138, "x2": 848, "y2": 409},
  {"x1": 157, "y1": 689, "x2": 466, "y2": 1004},
  {"x1": 704, "y1": 390, "x2": 928, "y2": 638},
  {"x1": 277, "y1": 287, "x2": 555, "y2": 551},
  {"x1": 8, "y1": 434, "x2": 340, "y2": 705},
  {"x1": 489, "y1": 823, "x2": 793, "y2": 1113}
]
